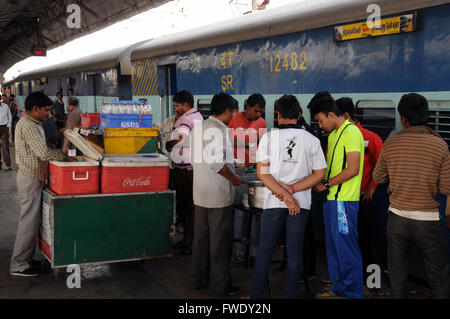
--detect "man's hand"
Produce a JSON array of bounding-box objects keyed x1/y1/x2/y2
[
  {"x1": 279, "y1": 182, "x2": 294, "y2": 194},
  {"x1": 362, "y1": 186, "x2": 376, "y2": 202},
  {"x1": 165, "y1": 140, "x2": 177, "y2": 152},
  {"x1": 284, "y1": 194, "x2": 301, "y2": 216},
  {"x1": 166, "y1": 135, "x2": 183, "y2": 152},
  {"x1": 231, "y1": 175, "x2": 244, "y2": 187},
  {"x1": 273, "y1": 192, "x2": 284, "y2": 201},
  {"x1": 314, "y1": 183, "x2": 327, "y2": 192},
  {"x1": 218, "y1": 165, "x2": 243, "y2": 186}
]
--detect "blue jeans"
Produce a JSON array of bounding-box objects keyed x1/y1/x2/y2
[
  {"x1": 250, "y1": 208, "x2": 309, "y2": 299},
  {"x1": 234, "y1": 208, "x2": 259, "y2": 258}
]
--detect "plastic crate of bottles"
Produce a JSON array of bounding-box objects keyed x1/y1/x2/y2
[{"x1": 100, "y1": 101, "x2": 152, "y2": 129}]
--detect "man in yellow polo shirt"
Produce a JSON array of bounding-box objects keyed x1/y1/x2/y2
[{"x1": 308, "y1": 92, "x2": 364, "y2": 299}]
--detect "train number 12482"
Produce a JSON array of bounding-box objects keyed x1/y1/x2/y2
[{"x1": 270, "y1": 51, "x2": 307, "y2": 72}]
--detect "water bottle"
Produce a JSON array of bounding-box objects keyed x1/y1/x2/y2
[
  {"x1": 133, "y1": 102, "x2": 141, "y2": 114},
  {"x1": 111, "y1": 101, "x2": 119, "y2": 114},
  {"x1": 102, "y1": 102, "x2": 111, "y2": 114}
]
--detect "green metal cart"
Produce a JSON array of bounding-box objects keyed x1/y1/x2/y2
[{"x1": 39, "y1": 189, "x2": 175, "y2": 268}]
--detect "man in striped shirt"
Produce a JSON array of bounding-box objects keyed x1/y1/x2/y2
[
  {"x1": 166, "y1": 90, "x2": 203, "y2": 255},
  {"x1": 10, "y1": 92, "x2": 67, "y2": 277},
  {"x1": 373, "y1": 93, "x2": 450, "y2": 299},
  {"x1": 190, "y1": 92, "x2": 243, "y2": 296}
]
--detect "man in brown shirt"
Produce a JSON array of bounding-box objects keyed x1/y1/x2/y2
[
  {"x1": 373, "y1": 93, "x2": 450, "y2": 299},
  {"x1": 62, "y1": 96, "x2": 83, "y2": 154}
]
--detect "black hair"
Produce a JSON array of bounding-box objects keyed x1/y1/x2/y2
[
  {"x1": 68, "y1": 96, "x2": 79, "y2": 107},
  {"x1": 275, "y1": 95, "x2": 302, "y2": 120},
  {"x1": 1, "y1": 94, "x2": 6, "y2": 98},
  {"x1": 210, "y1": 92, "x2": 234, "y2": 116},
  {"x1": 173, "y1": 90, "x2": 194, "y2": 108},
  {"x1": 57, "y1": 91, "x2": 63, "y2": 96},
  {"x1": 398, "y1": 93, "x2": 429, "y2": 126},
  {"x1": 231, "y1": 97, "x2": 239, "y2": 111},
  {"x1": 335, "y1": 97, "x2": 356, "y2": 121},
  {"x1": 25, "y1": 92, "x2": 53, "y2": 112},
  {"x1": 10, "y1": 94, "x2": 15, "y2": 98},
  {"x1": 67, "y1": 88, "x2": 74, "y2": 93},
  {"x1": 245, "y1": 93, "x2": 266, "y2": 109},
  {"x1": 307, "y1": 91, "x2": 342, "y2": 117}
]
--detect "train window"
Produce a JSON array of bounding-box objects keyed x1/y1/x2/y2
[
  {"x1": 197, "y1": 99, "x2": 211, "y2": 120},
  {"x1": 355, "y1": 100, "x2": 396, "y2": 141},
  {"x1": 68, "y1": 77, "x2": 76, "y2": 89},
  {"x1": 427, "y1": 101, "x2": 450, "y2": 149}
]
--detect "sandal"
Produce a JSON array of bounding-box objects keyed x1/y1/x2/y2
[{"x1": 315, "y1": 287, "x2": 345, "y2": 299}]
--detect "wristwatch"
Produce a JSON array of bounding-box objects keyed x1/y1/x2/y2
[{"x1": 323, "y1": 180, "x2": 329, "y2": 188}]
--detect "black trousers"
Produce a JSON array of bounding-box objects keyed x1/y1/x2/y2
[
  {"x1": 173, "y1": 168, "x2": 194, "y2": 247},
  {"x1": 0, "y1": 126, "x2": 11, "y2": 167},
  {"x1": 358, "y1": 199, "x2": 375, "y2": 281},
  {"x1": 387, "y1": 212, "x2": 450, "y2": 299},
  {"x1": 192, "y1": 205, "x2": 234, "y2": 295}
]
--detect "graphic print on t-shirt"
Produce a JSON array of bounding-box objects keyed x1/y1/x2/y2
[{"x1": 283, "y1": 136, "x2": 298, "y2": 164}]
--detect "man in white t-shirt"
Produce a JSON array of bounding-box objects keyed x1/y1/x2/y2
[{"x1": 250, "y1": 95, "x2": 327, "y2": 299}]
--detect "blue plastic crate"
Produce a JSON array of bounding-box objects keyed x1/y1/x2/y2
[{"x1": 100, "y1": 114, "x2": 153, "y2": 129}]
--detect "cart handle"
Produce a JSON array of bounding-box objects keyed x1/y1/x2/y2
[{"x1": 72, "y1": 171, "x2": 89, "y2": 181}]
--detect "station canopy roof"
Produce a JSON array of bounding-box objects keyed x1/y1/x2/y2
[{"x1": 0, "y1": 0, "x2": 169, "y2": 82}]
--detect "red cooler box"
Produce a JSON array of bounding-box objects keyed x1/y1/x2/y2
[
  {"x1": 49, "y1": 129, "x2": 104, "y2": 195},
  {"x1": 81, "y1": 113, "x2": 101, "y2": 129},
  {"x1": 49, "y1": 157, "x2": 100, "y2": 195},
  {"x1": 101, "y1": 154, "x2": 169, "y2": 194}
]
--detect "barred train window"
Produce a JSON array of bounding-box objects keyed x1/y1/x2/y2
[
  {"x1": 427, "y1": 101, "x2": 450, "y2": 149},
  {"x1": 197, "y1": 99, "x2": 211, "y2": 120},
  {"x1": 309, "y1": 100, "x2": 396, "y2": 142},
  {"x1": 355, "y1": 100, "x2": 396, "y2": 141}
]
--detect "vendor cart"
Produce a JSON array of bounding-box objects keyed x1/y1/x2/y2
[{"x1": 39, "y1": 189, "x2": 175, "y2": 269}]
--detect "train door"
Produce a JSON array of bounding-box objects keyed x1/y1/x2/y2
[
  {"x1": 157, "y1": 64, "x2": 177, "y2": 121},
  {"x1": 87, "y1": 74, "x2": 101, "y2": 113}
]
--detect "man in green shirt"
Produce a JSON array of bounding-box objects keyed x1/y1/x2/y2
[{"x1": 308, "y1": 92, "x2": 364, "y2": 299}]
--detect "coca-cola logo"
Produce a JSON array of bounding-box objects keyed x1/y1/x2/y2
[{"x1": 123, "y1": 177, "x2": 151, "y2": 187}]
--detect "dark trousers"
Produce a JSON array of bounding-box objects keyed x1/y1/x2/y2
[
  {"x1": 387, "y1": 212, "x2": 450, "y2": 299},
  {"x1": 358, "y1": 199, "x2": 375, "y2": 281},
  {"x1": 279, "y1": 209, "x2": 316, "y2": 277},
  {"x1": 192, "y1": 205, "x2": 234, "y2": 295},
  {"x1": 251, "y1": 208, "x2": 309, "y2": 299},
  {"x1": 0, "y1": 126, "x2": 11, "y2": 167},
  {"x1": 173, "y1": 168, "x2": 194, "y2": 247}
]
